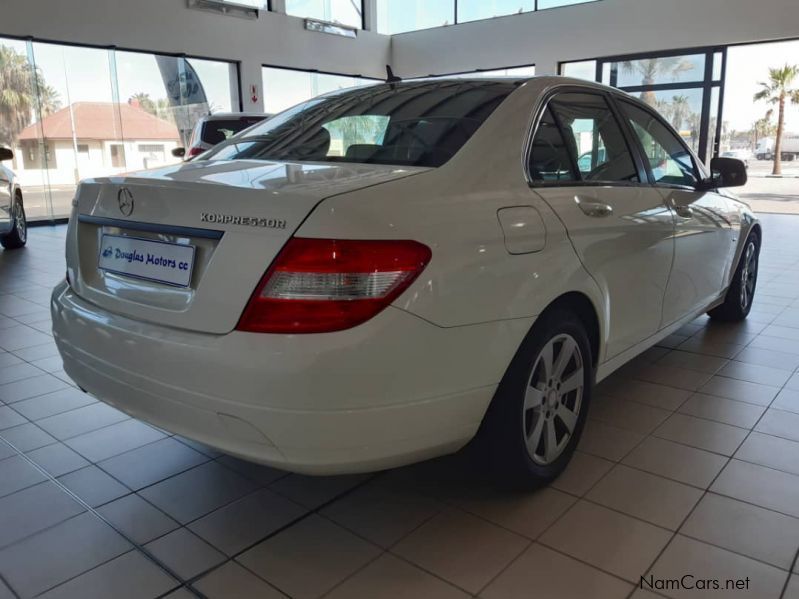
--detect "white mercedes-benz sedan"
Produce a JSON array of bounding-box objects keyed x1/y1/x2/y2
[{"x1": 52, "y1": 77, "x2": 759, "y2": 487}]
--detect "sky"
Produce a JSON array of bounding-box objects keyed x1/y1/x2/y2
[{"x1": 725, "y1": 40, "x2": 799, "y2": 134}]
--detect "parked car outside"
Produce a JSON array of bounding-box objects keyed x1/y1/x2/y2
[
  {"x1": 721, "y1": 149, "x2": 751, "y2": 169},
  {"x1": 52, "y1": 77, "x2": 758, "y2": 487},
  {"x1": 172, "y1": 112, "x2": 271, "y2": 160},
  {"x1": 0, "y1": 148, "x2": 26, "y2": 250}
]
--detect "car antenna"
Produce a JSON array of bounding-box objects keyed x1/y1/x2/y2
[{"x1": 386, "y1": 65, "x2": 402, "y2": 86}]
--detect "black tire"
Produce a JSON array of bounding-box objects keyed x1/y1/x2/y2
[
  {"x1": 476, "y1": 308, "x2": 594, "y2": 489},
  {"x1": 708, "y1": 232, "x2": 760, "y2": 322},
  {"x1": 0, "y1": 196, "x2": 26, "y2": 250}
]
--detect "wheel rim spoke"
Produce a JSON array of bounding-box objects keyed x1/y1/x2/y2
[
  {"x1": 559, "y1": 368, "x2": 583, "y2": 396},
  {"x1": 555, "y1": 403, "x2": 578, "y2": 434},
  {"x1": 526, "y1": 413, "x2": 545, "y2": 456},
  {"x1": 524, "y1": 385, "x2": 545, "y2": 413},
  {"x1": 552, "y1": 336, "x2": 575, "y2": 380}
]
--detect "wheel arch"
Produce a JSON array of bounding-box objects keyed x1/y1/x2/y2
[
  {"x1": 731, "y1": 220, "x2": 762, "y2": 277},
  {"x1": 540, "y1": 292, "x2": 601, "y2": 369}
]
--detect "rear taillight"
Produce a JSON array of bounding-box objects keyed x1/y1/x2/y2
[
  {"x1": 237, "y1": 238, "x2": 432, "y2": 334},
  {"x1": 187, "y1": 146, "x2": 205, "y2": 158}
]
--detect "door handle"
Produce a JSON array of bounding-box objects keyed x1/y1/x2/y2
[{"x1": 575, "y1": 198, "x2": 613, "y2": 218}]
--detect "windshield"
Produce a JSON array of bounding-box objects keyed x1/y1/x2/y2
[{"x1": 204, "y1": 80, "x2": 519, "y2": 168}]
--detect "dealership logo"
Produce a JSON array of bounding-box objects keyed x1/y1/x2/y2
[{"x1": 117, "y1": 187, "x2": 135, "y2": 217}]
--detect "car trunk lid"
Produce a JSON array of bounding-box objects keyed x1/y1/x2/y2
[{"x1": 67, "y1": 159, "x2": 427, "y2": 334}]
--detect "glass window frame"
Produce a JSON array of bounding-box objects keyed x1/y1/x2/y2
[
  {"x1": 378, "y1": 0, "x2": 600, "y2": 35},
  {"x1": 559, "y1": 45, "x2": 727, "y2": 165},
  {"x1": 285, "y1": 0, "x2": 364, "y2": 30}
]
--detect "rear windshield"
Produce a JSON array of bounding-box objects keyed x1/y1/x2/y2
[
  {"x1": 202, "y1": 117, "x2": 268, "y2": 145},
  {"x1": 204, "y1": 80, "x2": 518, "y2": 168}
]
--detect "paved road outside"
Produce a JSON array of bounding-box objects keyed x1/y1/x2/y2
[
  {"x1": 740, "y1": 160, "x2": 799, "y2": 215},
  {"x1": 23, "y1": 185, "x2": 76, "y2": 221}
]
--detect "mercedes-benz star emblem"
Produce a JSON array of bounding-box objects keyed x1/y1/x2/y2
[{"x1": 117, "y1": 187, "x2": 134, "y2": 217}]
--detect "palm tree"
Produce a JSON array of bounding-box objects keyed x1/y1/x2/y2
[
  {"x1": 622, "y1": 57, "x2": 696, "y2": 106},
  {"x1": 669, "y1": 94, "x2": 691, "y2": 133},
  {"x1": 754, "y1": 64, "x2": 799, "y2": 175},
  {"x1": 0, "y1": 45, "x2": 37, "y2": 147},
  {"x1": 0, "y1": 45, "x2": 60, "y2": 147}
]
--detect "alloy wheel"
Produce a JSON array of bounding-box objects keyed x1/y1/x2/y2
[
  {"x1": 523, "y1": 333, "x2": 584, "y2": 465},
  {"x1": 740, "y1": 241, "x2": 757, "y2": 310}
]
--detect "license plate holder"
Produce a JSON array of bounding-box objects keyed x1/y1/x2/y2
[{"x1": 98, "y1": 234, "x2": 196, "y2": 288}]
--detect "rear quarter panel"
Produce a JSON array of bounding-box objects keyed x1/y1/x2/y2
[{"x1": 296, "y1": 79, "x2": 608, "y2": 356}]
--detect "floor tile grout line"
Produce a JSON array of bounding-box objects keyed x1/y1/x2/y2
[
  {"x1": 633, "y1": 350, "x2": 799, "y2": 599},
  {"x1": 319, "y1": 486, "x2": 461, "y2": 596},
  {"x1": 0, "y1": 434, "x2": 192, "y2": 596},
  {"x1": 779, "y1": 549, "x2": 799, "y2": 599},
  {"x1": 0, "y1": 570, "x2": 20, "y2": 599},
  {"x1": 181, "y1": 474, "x2": 383, "y2": 598},
  {"x1": 574, "y1": 357, "x2": 773, "y2": 596}
]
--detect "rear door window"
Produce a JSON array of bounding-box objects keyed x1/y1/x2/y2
[
  {"x1": 528, "y1": 107, "x2": 578, "y2": 183},
  {"x1": 547, "y1": 92, "x2": 639, "y2": 184}
]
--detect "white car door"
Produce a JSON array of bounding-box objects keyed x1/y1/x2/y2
[
  {"x1": 618, "y1": 100, "x2": 735, "y2": 326},
  {"x1": 529, "y1": 91, "x2": 675, "y2": 360}
]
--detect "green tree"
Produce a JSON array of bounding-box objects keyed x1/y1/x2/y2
[
  {"x1": 0, "y1": 45, "x2": 60, "y2": 147},
  {"x1": 129, "y1": 92, "x2": 157, "y2": 115},
  {"x1": 754, "y1": 64, "x2": 799, "y2": 175}
]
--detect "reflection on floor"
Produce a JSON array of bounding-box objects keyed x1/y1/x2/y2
[{"x1": 0, "y1": 216, "x2": 798, "y2": 599}]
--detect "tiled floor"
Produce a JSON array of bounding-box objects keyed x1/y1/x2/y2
[{"x1": 0, "y1": 217, "x2": 799, "y2": 599}]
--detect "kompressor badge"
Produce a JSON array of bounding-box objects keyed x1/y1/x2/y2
[{"x1": 201, "y1": 213, "x2": 287, "y2": 229}]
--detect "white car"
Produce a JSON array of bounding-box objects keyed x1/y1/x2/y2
[
  {"x1": 52, "y1": 77, "x2": 758, "y2": 487},
  {"x1": 0, "y1": 148, "x2": 26, "y2": 250},
  {"x1": 721, "y1": 149, "x2": 751, "y2": 169},
  {"x1": 172, "y1": 112, "x2": 271, "y2": 160}
]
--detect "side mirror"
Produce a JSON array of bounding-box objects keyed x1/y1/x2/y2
[
  {"x1": 700, "y1": 157, "x2": 748, "y2": 190},
  {"x1": 171, "y1": 147, "x2": 186, "y2": 158},
  {"x1": 0, "y1": 148, "x2": 13, "y2": 162}
]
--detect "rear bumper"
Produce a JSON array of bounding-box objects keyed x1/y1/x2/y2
[{"x1": 51, "y1": 281, "x2": 532, "y2": 474}]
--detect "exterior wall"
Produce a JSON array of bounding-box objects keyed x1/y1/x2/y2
[{"x1": 13, "y1": 139, "x2": 180, "y2": 186}]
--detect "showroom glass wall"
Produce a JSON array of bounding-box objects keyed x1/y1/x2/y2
[
  {"x1": 261, "y1": 66, "x2": 378, "y2": 113},
  {"x1": 377, "y1": 0, "x2": 598, "y2": 34},
  {"x1": 561, "y1": 48, "x2": 726, "y2": 164},
  {"x1": 429, "y1": 65, "x2": 536, "y2": 78},
  {"x1": 0, "y1": 36, "x2": 239, "y2": 221}
]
